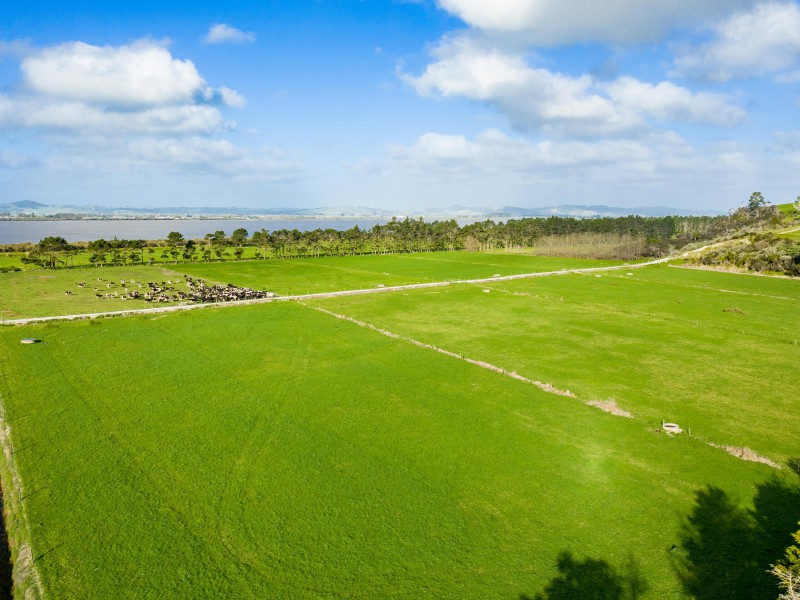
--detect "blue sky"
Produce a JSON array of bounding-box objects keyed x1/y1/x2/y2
[{"x1": 1, "y1": 0, "x2": 799, "y2": 212}]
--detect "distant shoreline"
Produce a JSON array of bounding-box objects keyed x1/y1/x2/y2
[{"x1": 0, "y1": 215, "x2": 399, "y2": 222}]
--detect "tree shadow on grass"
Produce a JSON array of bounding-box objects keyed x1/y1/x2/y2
[
  {"x1": 676, "y1": 477, "x2": 800, "y2": 600},
  {"x1": 521, "y1": 552, "x2": 649, "y2": 600},
  {"x1": 0, "y1": 494, "x2": 11, "y2": 600}
]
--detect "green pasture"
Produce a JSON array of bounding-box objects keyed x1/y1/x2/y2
[
  {"x1": 0, "y1": 265, "x2": 193, "y2": 320},
  {"x1": 308, "y1": 264, "x2": 800, "y2": 464},
  {"x1": 0, "y1": 252, "x2": 26, "y2": 270},
  {"x1": 0, "y1": 252, "x2": 622, "y2": 319},
  {"x1": 778, "y1": 228, "x2": 800, "y2": 241},
  {"x1": 171, "y1": 252, "x2": 623, "y2": 296},
  {"x1": 1, "y1": 303, "x2": 795, "y2": 598}
]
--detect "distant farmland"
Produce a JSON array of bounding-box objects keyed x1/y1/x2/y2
[
  {"x1": 0, "y1": 254, "x2": 798, "y2": 598},
  {"x1": 0, "y1": 252, "x2": 624, "y2": 320}
]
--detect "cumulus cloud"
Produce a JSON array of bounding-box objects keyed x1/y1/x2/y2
[
  {"x1": 0, "y1": 40, "x2": 248, "y2": 136},
  {"x1": 672, "y1": 2, "x2": 800, "y2": 81},
  {"x1": 128, "y1": 137, "x2": 302, "y2": 180},
  {"x1": 22, "y1": 40, "x2": 208, "y2": 106},
  {"x1": 204, "y1": 24, "x2": 256, "y2": 45},
  {"x1": 402, "y1": 35, "x2": 745, "y2": 137},
  {"x1": 435, "y1": 0, "x2": 756, "y2": 45},
  {"x1": 0, "y1": 95, "x2": 229, "y2": 134},
  {"x1": 219, "y1": 87, "x2": 247, "y2": 108},
  {"x1": 349, "y1": 129, "x2": 759, "y2": 210},
  {"x1": 0, "y1": 38, "x2": 295, "y2": 183},
  {"x1": 603, "y1": 77, "x2": 746, "y2": 127},
  {"x1": 403, "y1": 35, "x2": 639, "y2": 137},
  {"x1": 385, "y1": 128, "x2": 693, "y2": 178}
]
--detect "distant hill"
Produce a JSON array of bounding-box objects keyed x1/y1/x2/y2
[
  {"x1": 1, "y1": 200, "x2": 49, "y2": 210},
  {"x1": 0, "y1": 201, "x2": 722, "y2": 220}
]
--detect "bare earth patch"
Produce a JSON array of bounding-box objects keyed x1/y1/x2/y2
[
  {"x1": 586, "y1": 399, "x2": 633, "y2": 418},
  {"x1": 709, "y1": 443, "x2": 781, "y2": 469}
]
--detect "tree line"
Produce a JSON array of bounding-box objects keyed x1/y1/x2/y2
[{"x1": 11, "y1": 203, "x2": 783, "y2": 270}]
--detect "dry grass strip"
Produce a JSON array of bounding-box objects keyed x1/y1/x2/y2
[
  {"x1": 586, "y1": 399, "x2": 633, "y2": 418},
  {"x1": 708, "y1": 443, "x2": 782, "y2": 469}
]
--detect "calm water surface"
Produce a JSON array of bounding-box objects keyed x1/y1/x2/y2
[{"x1": 0, "y1": 219, "x2": 389, "y2": 244}]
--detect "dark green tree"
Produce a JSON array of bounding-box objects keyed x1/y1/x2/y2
[
  {"x1": 748, "y1": 192, "x2": 766, "y2": 214},
  {"x1": 770, "y1": 523, "x2": 800, "y2": 600},
  {"x1": 231, "y1": 228, "x2": 248, "y2": 260},
  {"x1": 166, "y1": 231, "x2": 185, "y2": 263},
  {"x1": 22, "y1": 236, "x2": 72, "y2": 269}
]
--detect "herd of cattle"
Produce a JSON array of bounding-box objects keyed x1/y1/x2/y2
[{"x1": 71, "y1": 276, "x2": 276, "y2": 304}]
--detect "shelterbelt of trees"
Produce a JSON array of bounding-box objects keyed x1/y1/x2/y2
[{"x1": 5, "y1": 202, "x2": 789, "y2": 271}]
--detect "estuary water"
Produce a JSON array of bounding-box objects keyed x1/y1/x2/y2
[{"x1": 0, "y1": 218, "x2": 387, "y2": 244}]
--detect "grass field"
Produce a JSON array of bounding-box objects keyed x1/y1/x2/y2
[
  {"x1": 0, "y1": 254, "x2": 798, "y2": 598},
  {"x1": 0, "y1": 252, "x2": 623, "y2": 319},
  {"x1": 307, "y1": 264, "x2": 800, "y2": 463},
  {"x1": 0, "y1": 265, "x2": 192, "y2": 319},
  {"x1": 173, "y1": 252, "x2": 623, "y2": 294}
]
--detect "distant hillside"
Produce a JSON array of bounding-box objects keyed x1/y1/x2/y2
[
  {"x1": 2, "y1": 200, "x2": 49, "y2": 210},
  {"x1": 0, "y1": 201, "x2": 721, "y2": 220}
]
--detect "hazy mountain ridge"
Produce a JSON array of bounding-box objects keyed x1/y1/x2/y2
[{"x1": 0, "y1": 200, "x2": 721, "y2": 219}]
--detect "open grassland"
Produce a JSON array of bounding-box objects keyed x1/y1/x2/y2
[
  {"x1": 0, "y1": 303, "x2": 796, "y2": 599},
  {"x1": 0, "y1": 252, "x2": 623, "y2": 319},
  {"x1": 308, "y1": 264, "x2": 800, "y2": 465},
  {"x1": 0, "y1": 265, "x2": 192, "y2": 319},
  {"x1": 171, "y1": 252, "x2": 623, "y2": 296},
  {"x1": 0, "y1": 253, "x2": 25, "y2": 270}
]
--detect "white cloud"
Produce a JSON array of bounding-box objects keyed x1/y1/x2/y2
[
  {"x1": 435, "y1": 0, "x2": 756, "y2": 44},
  {"x1": 0, "y1": 95, "x2": 229, "y2": 135},
  {"x1": 385, "y1": 129, "x2": 693, "y2": 178},
  {"x1": 403, "y1": 35, "x2": 639, "y2": 137},
  {"x1": 128, "y1": 138, "x2": 302, "y2": 180},
  {"x1": 0, "y1": 40, "x2": 249, "y2": 135},
  {"x1": 22, "y1": 40, "x2": 208, "y2": 106},
  {"x1": 672, "y1": 2, "x2": 800, "y2": 81},
  {"x1": 0, "y1": 38, "x2": 295, "y2": 185},
  {"x1": 603, "y1": 77, "x2": 746, "y2": 127},
  {"x1": 340, "y1": 128, "x2": 764, "y2": 210},
  {"x1": 402, "y1": 35, "x2": 745, "y2": 137},
  {"x1": 204, "y1": 24, "x2": 256, "y2": 45},
  {"x1": 219, "y1": 87, "x2": 247, "y2": 108}
]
